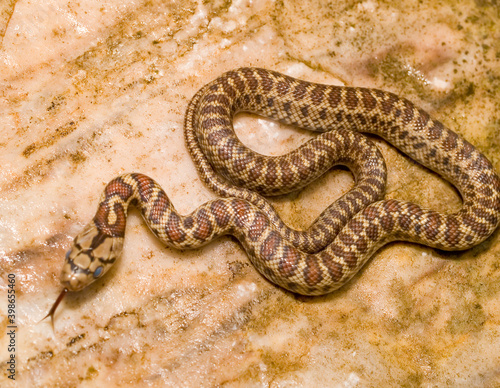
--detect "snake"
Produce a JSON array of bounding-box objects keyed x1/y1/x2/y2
[{"x1": 44, "y1": 67, "x2": 500, "y2": 324}]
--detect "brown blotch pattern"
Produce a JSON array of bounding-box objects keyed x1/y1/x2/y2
[
  {"x1": 293, "y1": 83, "x2": 308, "y2": 100},
  {"x1": 327, "y1": 87, "x2": 342, "y2": 107},
  {"x1": 104, "y1": 178, "x2": 133, "y2": 202},
  {"x1": 361, "y1": 89, "x2": 377, "y2": 111},
  {"x1": 424, "y1": 213, "x2": 442, "y2": 240},
  {"x1": 260, "y1": 231, "x2": 281, "y2": 260},
  {"x1": 248, "y1": 212, "x2": 269, "y2": 241},
  {"x1": 319, "y1": 252, "x2": 344, "y2": 281},
  {"x1": 148, "y1": 190, "x2": 171, "y2": 224},
  {"x1": 345, "y1": 88, "x2": 359, "y2": 110},
  {"x1": 132, "y1": 173, "x2": 157, "y2": 203},
  {"x1": 165, "y1": 213, "x2": 186, "y2": 243},
  {"x1": 211, "y1": 201, "x2": 231, "y2": 228},
  {"x1": 278, "y1": 246, "x2": 300, "y2": 277},
  {"x1": 94, "y1": 202, "x2": 127, "y2": 237},
  {"x1": 303, "y1": 256, "x2": 323, "y2": 286},
  {"x1": 193, "y1": 208, "x2": 213, "y2": 241}
]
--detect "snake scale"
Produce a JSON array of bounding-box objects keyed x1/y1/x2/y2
[{"x1": 45, "y1": 67, "x2": 500, "y2": 322}]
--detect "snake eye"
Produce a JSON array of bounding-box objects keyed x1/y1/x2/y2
[
  {"x1": 93, "y1": 266, "x2": 103, "y2": 278},
  {"x1": 65, "y1": 250, "x2": 71, "y2": 261}
]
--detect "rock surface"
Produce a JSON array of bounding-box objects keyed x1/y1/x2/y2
[{"x1": 1, "y1": 0, "x2": 500, "y2": 386}]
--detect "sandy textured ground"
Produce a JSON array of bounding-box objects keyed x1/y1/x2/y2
[{"x1": 1, "y1": 0, "x2": 500, "y2": 386}]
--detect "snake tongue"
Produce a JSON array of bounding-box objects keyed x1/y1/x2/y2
[{"x1": 41, "y1": 288, "x2": 68, "y2": 332}]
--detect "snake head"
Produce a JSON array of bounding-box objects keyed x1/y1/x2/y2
[{"x1": 61, "y1": 222, "x2": 124, "y2": 292}]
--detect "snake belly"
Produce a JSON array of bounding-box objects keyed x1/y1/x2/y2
[{"x1": 60, "y1": 68, "x2": 500, "y2": 296}]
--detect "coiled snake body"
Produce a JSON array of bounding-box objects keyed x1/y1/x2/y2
[{"x1": 46, "y1": 68, "x2": 500, "y2": 321}]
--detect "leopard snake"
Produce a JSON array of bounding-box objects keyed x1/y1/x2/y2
[{"x1": 45, "y1": 67, "x2": 500, "y2": 322}]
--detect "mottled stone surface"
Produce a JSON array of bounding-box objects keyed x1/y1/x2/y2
[{"x1": 1, "y1": 0, "x2": 500, "y2": 386}]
